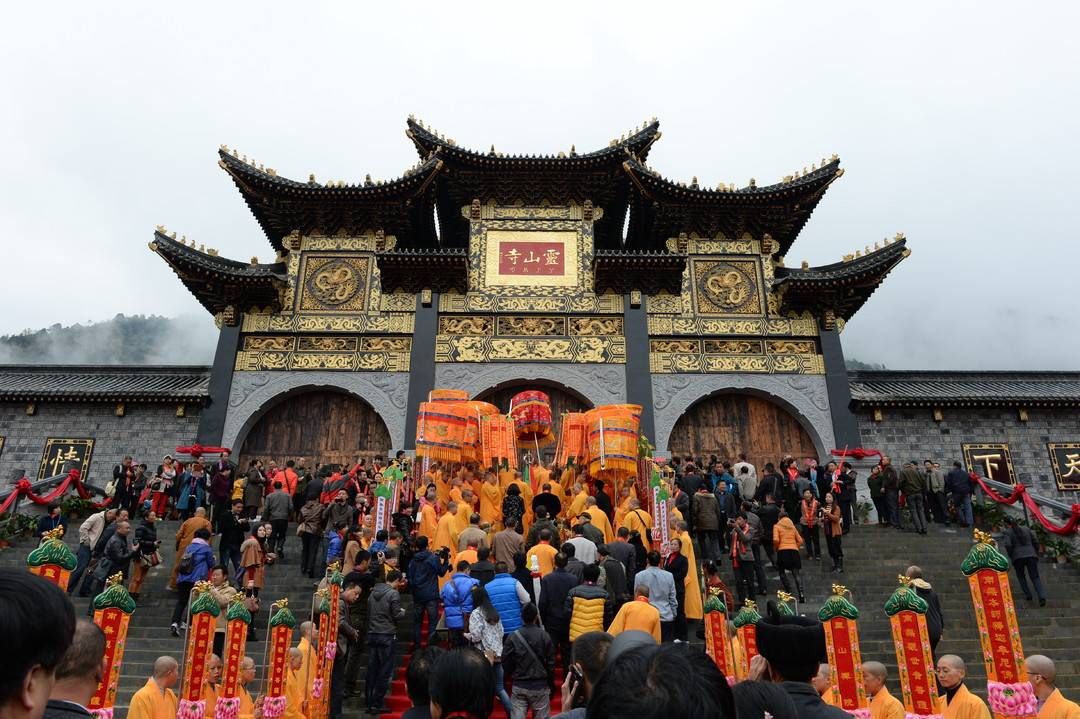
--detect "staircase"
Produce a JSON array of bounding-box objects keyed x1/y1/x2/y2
[
  {"x1": 762, "y1": 520, "x2": 1080, "y2": 699},
  {"x1": 4, "y1": 515, "x2": 1078, "y2": 717}
]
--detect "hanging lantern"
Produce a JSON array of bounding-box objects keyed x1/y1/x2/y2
[
  {"x1": 27, "y1": 527, "x2": 78, "y2": 590},
  {"x1": 818, "y1": 585, "x2": 869, "y2": 715},
  {"x1": 884, "y1": 577, "x2": 941, "y2": 718},
  {"x1": 215, "y1": 595, "x2": 252, "y2": 719},
  {"x1": 87, "y1": 574, "x2": 136, "y2": 719},
  {"x1": 415, "y1": 401, "x2": 471, "y2": 463},
  {"x1": 510, "y1": 391, "x2": 554, "y2": 445},
  {"x1": 428, "y1": 388, "x2": 469, "y2": 402},
  {"x1": 178, "y1": 582, "x2": 221, "y2": 719},
  {"x1": 585, "y1": 406, "x2": 640, "y2": 478},
  {"x1": 962, "y1": 531, "x2": 1037, "y2": 719}
]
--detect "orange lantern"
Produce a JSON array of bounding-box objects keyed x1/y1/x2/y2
[
  {"x1": 428, "y1": 388, "x2": 469, "y2": 402},
  {"x1": 510, "y1": 391, "x2": 554, "y2": 445},
  {"x1": 585, "y1": 406, "x2": 640, "y2": 477},
  {"x1": 415, "y1": 401, "x2": 471, "y2": 462},
  {"x1": 481, "y1": 415, "x2": 518, "y2": 470}
]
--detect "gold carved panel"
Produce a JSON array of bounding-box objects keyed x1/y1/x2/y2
[
  {"x1": 692, "y1": 258, "x2": 765, "y2": 316},
  {"x1": 766, "y1": 340, "x2": 816, "y2": 354},
  {"x1": 439, "y1": 316, "x2": 494, "y2": 336},
  {"x1": 235, "y1": 343, "x2": 411, "y2": 373},
  {"x1": 650, "y1": 334, "x2": 823, "y2": 375},
  {"x1": 297, "y1": 254, "x2": 371, "y2": 313},
  {"x1": 568, "y1": 317, "x2": 622, "y2": 336},
  {"x1": 435, "y1": 335, "x2": 625, "y2": 364},
  {"x1": 704, "y1": 339, "x2": 764, "y2": 355},
  {"x1": 497, "y1": 316, "x2": 566, "y2": 336},
  {"x1": 244, "y1": 312, "x2": 415, "y2": 334},
  {"x1": 646, "y1": 315, "x2": 819, "y2": 337},
  {"x1": 439, "y1": 292, "x2": 624, "y2": 314},
  {"x1": 243, "y1": 336, "x2": 296, "y2": 352}
]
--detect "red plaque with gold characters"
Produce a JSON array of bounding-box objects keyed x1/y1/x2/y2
[
  {"x1": 27, "y1": 526, "x2": 78, "y2": 590},
  {"x1": 818, "y1": 585, "x2": 869, "y2": 714},
  {"x1": 87, "y1": 574, "x2": 136, "y2": 719},
  {"x1": 497, "y1": 240, "x2": 565, "y2": 276},
  {"x1": 962, "y1": 531, "x2": 1037, "y2": 719},
  {"x1": 884, "y1": 577, "x2": 940, "y2": 718},
  {"x1": 215, "y1": 595, "x2": 251, "y2": 719},
  {"x1": 178, "y1": 582, "x2": 221, "y2": 719}
]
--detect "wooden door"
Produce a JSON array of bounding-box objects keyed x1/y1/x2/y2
[
  {"x1": 238, "y1": 391, "x2": 391, "y2": 472},
  {"x1": 667, "y1": 393, "x2": 818, "y2": 470}
]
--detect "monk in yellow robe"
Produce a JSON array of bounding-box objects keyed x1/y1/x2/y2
[
  {"x1": 203, "y1": 654, "x2": 222, "y2": 719},
  {"x1": 285, "y1": 647, "x2": 308, "y2": 719},
  {"x1": 567, "y1": 483, "x2": 590, "y2": 520},
  {"x1": 812, "y1": 664, "x2": 841, "y2": 707},
  {"x1": 509, "y1": 474, "x2": 534, "y2": 533},
  {"x1": 621, "y1": 499, "x2": 653, "y2": 540},
  {"x1": 127, "y1": 657, "x2": 179, "y2": 719},
  {"x1": 531, "y1": 464, "x2": 551, "y2": 495},
  {"x1": 434, "y1": 466, "x2": 451, "y2": 510},
  {"x1": 434, "y1": 503, "x2": 461, "y2": 589},
  {"x1": 238, "y1": 656, "x2": 257, "y2": 719},
  {"x1": 479, "y1": 473, "x2": 503, "y2": 529},
  {"x1": 584, "y1": 497, "x2": 614, "y2": 544},
  {"x1": 418, "y1": 486, "x2": 439, "y2": 543},
  {"x1": 862, "y1": 661, "x2": 905, "y2": 719},
  {"x1": 296, "y1": 621, "x2": 317, "y2": 699},
  {"x1": 449, "y1": 477, "x2": 465, "y2": 507},
  {"x1": 678, "y1": 525, "x2": 703, "y2": 621},
  {"x1": 454, "y1": 492, "x2": 473, "y2": 534},
  {"x1": 614, "y1": 486, "x2": 634, "y2": 530},
  {"x1": 499, "y1": 466, "x2": 516, "y2": 491},
  {"x1": 1026, "y1": 654, "x2": 1080, "y2": 719},
  {"x1": 936, "y1": 655, "x2": 991, "y2": 719}
]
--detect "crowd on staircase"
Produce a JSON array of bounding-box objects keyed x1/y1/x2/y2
[{"x1": 6, "y1": 447, "x2": 1077, "y2": 719}]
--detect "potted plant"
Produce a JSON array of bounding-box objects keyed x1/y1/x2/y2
[
  {"x1": 854, "y1": 500, "x2": 873, "y2": 525},
  {"x1": 1045, "y1": 538, "x2": 1071, "y2": 566},
  {"x1": 973, "y1": 500, "x2": 1006, "y2": 531}
]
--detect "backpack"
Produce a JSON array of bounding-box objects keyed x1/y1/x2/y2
[{"x1": 178, "y1": 549, "x2": 196, "y2": 576}]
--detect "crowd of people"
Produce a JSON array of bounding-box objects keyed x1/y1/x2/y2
[{"x1": 19, "y1": 447, "x2": 1074, "y2": 719}]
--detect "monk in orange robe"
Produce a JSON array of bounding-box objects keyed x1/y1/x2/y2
[
  {"x1": 417, "y1": 486, "x2": 439, "y2": 542},
  {"x1": 479, "y1": 473, "x2": 503, "y2": 529}
]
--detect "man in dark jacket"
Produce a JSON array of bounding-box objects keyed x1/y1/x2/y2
[
  {"x1": 597, "y1": 544, "x2": 629, "y2": 606},
  {"x1": 755, "y1": 495, "x2": 781, "y2": 567},
  {"x1": 43, "y1": 619, "x2": 106, "y2": 719},
  {"x1": 899, "y1": 461, "x2": 928, "y2": 534},
  {"x1": 906, "y1": 566, "x2": 945, "y2": 652},
  {"x1": 208, "y1": 457, "x2": 235, "y2": 531},
  {"x1": 606, "y1": 528, "x2": 637, "y2": 587},
  {"x1": 945, "y1": 461, "x2": 975, "y2": 527},
  {"x1": 217, "y1": 500, "x2": 249, "y2": 576},
  {"x1": 531, "y1": 484, "x2": 562, "y2": 520},
  {"x1": 503, "y1": 603, "x2": 555, "y2": 719},
  {"x1": 330, "y1": 582, "x2": 361, "y2": 719},
  {"x1": 90, "y1": 520, "x2": 136, "y2": 595},
  {"x1": 470, "y1": 547, "x2": 497, "y2": 586},
  {"x1": 526, "y1": 508, "x2": 561, "y2": 550},
  {"x1": 664, "y1": 538, "x2": 690, "y2": 641},
  {"x1": 881, "y1": 456, "x2": 902, "y2": 529},
  {"x1": 691, "y1": 485, "x2": 722, "y2": 561},
  {"x1": 562, "y1": 542, "x2": 586, "y2": 583},
  {"x1": 363, "y1": 572, "x2": 405, "y2": 715},
  {"x1": 261, "y1": 481, "x2": 292, "y2": 557},
  {"x1": 406, "y1": 536, "x2": 449, "y2": 649},
  {"x1": 538, "y1": 553, "x2": 579, "y2": 670},
  {"x1": 592, "y1": 479, "x2": 613, "y2": 520}
]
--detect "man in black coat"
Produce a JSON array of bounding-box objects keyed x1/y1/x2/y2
[
  {"x1": 43, "y1": 619, "x2": 106, "y2": 719},
  {"x1": 531, "y1": 484, "x2": 562, "y2": 520},
  {"x1": 217, "y1": 499, "x2": 250, "y2": 576},
  {"x1": 664, "y1": 538, "x2": 690, "y2": 641},
  {"x1": 592, "y1": 479, "x2": 613, "y2": 521},
  {"x1": 537, "y1": 553, "x2": 579, "y2": 670}
]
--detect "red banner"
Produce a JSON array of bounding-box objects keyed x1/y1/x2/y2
[
  {"x1": 88, "y1": 607, "x2": 130, "y2": 711},
  {"x1": 183, "y1": 613, "x2": 215, "y2": 702},
  {"x1": 220, "y1": 619, "x2": 248, "y2": 700},
  {"x1": 267, "y1": 626, "x2": 290, "y2": 697},
  {"x1": 824, "y1": 618, "x2": 866, "y2": 711},
  {"x1": 891, "y1": 611, "x2": 938, "y2": 716}
]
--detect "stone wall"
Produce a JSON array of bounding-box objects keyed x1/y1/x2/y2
[
  {"x1": 0, "y1": 402, "x2": 201, "y2": 487},
  {"x1": 854, "y1": 406, "x2": 1080, "y2": 500}
]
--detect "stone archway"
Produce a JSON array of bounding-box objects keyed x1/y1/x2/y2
[
  {"x1": 652, "y1": 374, "x2": 834, "y2": 462},
  {"x1": 238, "y1": 390, "x2": 391, "y2": 470},
  {"x1": 221, "y1": 371, "x2": 410, "y2": 455}
]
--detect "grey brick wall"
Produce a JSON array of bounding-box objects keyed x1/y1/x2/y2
[
  {"x1": 0, "y1": 402, "x2": 201, "y2": 487},
  {"x1": 855, "y1": 406, "x2": 1080, "y2": 500}
]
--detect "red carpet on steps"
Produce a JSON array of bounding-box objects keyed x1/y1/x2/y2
[{"x1": 378, "y1": 651, "x2": 566, "y2": 719}]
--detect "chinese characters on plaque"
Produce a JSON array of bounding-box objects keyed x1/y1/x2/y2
[
  {"x1": 961, "y1": 443, "x2": 1015, "y2": 485},
  {"x1": 1048, "y1": 443, "x2": 1080, "y2": 491},
  {"x1": 497, "y1": 241, "x2": 565, "y2": 276},
  {"x1": 37, "y1": 438, "x2": 95, "y2": 480}
]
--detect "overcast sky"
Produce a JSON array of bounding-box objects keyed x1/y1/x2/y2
[{"x1": 3, "y1": 2, "x2": 1078, "y2": 369}]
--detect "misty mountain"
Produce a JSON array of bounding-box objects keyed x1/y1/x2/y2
[{"x1": 0, "y1": 314, "x2": 217, "y2": 365}]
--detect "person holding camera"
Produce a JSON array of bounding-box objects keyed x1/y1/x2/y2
[{"x1": 407, "y1": 536, "x2": 451, "y2": 650}]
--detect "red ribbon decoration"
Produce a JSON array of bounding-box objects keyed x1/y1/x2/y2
[
  {"x1": 829, "y1": 448, "x2": 883, "y2": 460},
  {"x1": 0, "y1": 469, "x2": 113, "y2": 516},
  {"x1": 971, "y1": 475, "x2": 1080, "y2": 536}
]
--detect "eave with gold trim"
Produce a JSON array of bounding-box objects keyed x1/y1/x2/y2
[
  {"x1": 149, "y1": 230, "x2": 287, "y2": 317},
  {"x1": 218, "y1": 149, "x2": 444, "y2": 252},
  {"x1": 622, "y1": 155, "x2": 843, "y2": 255},
  {"x1": 774, "y1": 237, "x2": 910, "y2": 321}
]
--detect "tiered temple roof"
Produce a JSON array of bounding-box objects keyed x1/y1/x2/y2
[
  {"x1": 848, "y1": 371, "x2": 1080, "y2": 409},
  {"x1": 0, "y1": 365, "x2": 210, "y2": 403}
]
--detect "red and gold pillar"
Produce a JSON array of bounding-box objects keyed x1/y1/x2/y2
[
  {"x1": 732, "y1": 600, "x2": 761, "y2": 679},
  {"x1": 884, "y1": 577, "x2": 940, "y2": 718},
  {"x1": 261, "y1": 599, "x2": 297, "y2": 719},
  {"x1": 215, "y1": 595, "x2": 252, "y2": 719},
  {"x1": 309, "y1": 591, "x2": 332, "y2": 719},
  {"x1": 27, "y1": 526, "x2": 78, "y2": 590},
  {"x1": 178, "y1": 582, "x2": 221, "y2": 719},
  {"x1": 817, "y1": 584, "x2": 868, "y2": 715},
  {"x1": 87, "y1": 574, "x2": 136, "y2": 719},
  {"x1": 962, "y1": 530, "x2": 1037, "y2": 718},
  {"x1": 703, "y1": 589, "x2": 736, "y2": 683}
]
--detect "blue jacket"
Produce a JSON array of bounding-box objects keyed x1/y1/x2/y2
[
  {"x1": 440, "y1": 573, "x2": 479, "y2": 629},
  {"x1": 408, "y1": 550, "x2": 449, "y2": 603},
  {"x1": 486, "y1": 573, "x2": 524, "y2": 633},
  {"x1": 178, "y1": 539, "x2": 215, "y2": 584},
  {"x1": 326, "y1": 532, "x2": 345, "y2": 563}
]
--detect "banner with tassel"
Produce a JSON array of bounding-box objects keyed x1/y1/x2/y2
[
  {"x1": 732, "y1": 600, "x2": 762, "y2": 678},
  {"x1": 703, "y1": 587, "x2": 736, "y2": 683},
  {"x1": 27, "y1": 526, "x2": 78, "y2": 589},
  {"x1": 215, "y1": 595, "x2": 251, "y2": 719},
  {"x1": 178, "y1": 582, "x2": 221, "y2": 719},
  {"x1": 962, "y1": 530, "x2": 1037, "y2": 719},
  {"x1": 261, "y1": 600, "x2": 296, "y2": 719},
  {"x1": 87, "y1": 574, "x2": 135, "y2": 719},
  {"x1": 310, "y1": 591, "x2": 332, "y2": 719},
  {"x1": 884, "y1": 576, "x2": 941, "y2": 718},
  {"x1": 818, "y1": 584, "x2": 869, "y2": 716}
]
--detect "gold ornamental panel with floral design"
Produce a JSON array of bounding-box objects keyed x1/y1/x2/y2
[
  {"x1": 649, "y1": 335, "x2": 823, "y2": 375},
  {"x1": 235, "y1": 336, "x2": 411, "y2": 372},
  {"x1": 435, "y1": 335, "x2": 625, "y2": 363},
  {"x1": 297, "y1": 254, "x2": 371, "y2": 313},
  {"x1": 646, "y1": 315, "x2": 819, "y2": 337},
  {"x1": 692, "y1": 258, "x2": 765, "y2": 316}
]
